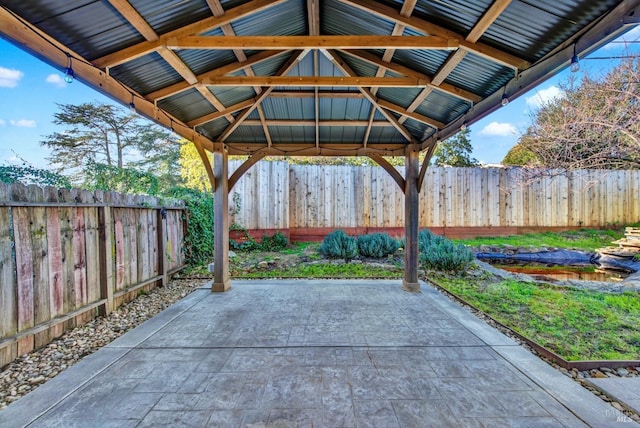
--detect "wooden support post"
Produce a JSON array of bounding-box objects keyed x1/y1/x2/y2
[
  {"x1": 213, "y1": 148, "x2": 231, "y2": 292},
  {"x1": 403, "y1": 145, "x2": 420, "y2": 292}
]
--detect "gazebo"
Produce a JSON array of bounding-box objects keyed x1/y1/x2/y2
[{"x1": 1, "y1": 0, "x2": 638, "y2": 292}]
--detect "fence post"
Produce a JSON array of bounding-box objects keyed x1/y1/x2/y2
[
  {"x1": 98, "y1": 204, "x2": 114, "y2": 315},
  {"x1": 157, "y1": 207, "x2": 168, "y2": 286}
]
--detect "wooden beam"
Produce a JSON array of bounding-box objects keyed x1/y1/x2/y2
[
  {"x1": 308, "y1": 0, "x2": 320, "y2": 36},
  {"x1": 228, "y1": 149, "x2": 269, "y2": 190},
  {"x1": 212, "y1": 149, "x2": 230, "y2": 292},
  {"x1": 94, "y1": 0, "x2": 288, "y2": 68},
  {"x1": 256, "y1": 105, "x2": 273, "y2": 147},
  {"x1": 157, "y1": 47, "x2": 198, "y2": 84},
  {"x1": 269, "y1": 91, "x2": 364, "y2": 98},
  {"x1": 338, "y1": 0, "x2": 529, "y2": 69},
  {"x1": 146, "y1": 50, "x2": 288, "y2": 100},
  {"x1": 195, "y1": 84, "x2": 235, "y2": 122},
  {"x1": 240, "y1": 120, "x2": 391, "y2": 126},
  {"x1": 466, "y1": 0, "x2": 512, "y2": 43},
  {"x1": 362, "y1": 105, "x2": 376, "y2": 148},
  {"x1": 107, "y1": 0, "x2": 158, "y2": 41},
  {"x1": 205, "y1": 76, "x2": 429, "y2": 87},
  {"x1": 431, "y1": 49, "x2": 467, "y2": 86},
  {"x1": 377, "y1": 99, "x2": 444, "y2": 129},
  {"x1": 223, "y1": 143, "x2": 408, "y2": 156},
  {"x1": 166, "y1": 35, "x2": 459, "y2": 50}
]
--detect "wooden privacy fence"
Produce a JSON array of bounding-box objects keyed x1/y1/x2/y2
[
  {"x1": 0, "y1": 183, "x2": 186, "y2": 368},
  {"x1": 229, "y1": 161, "x2": 640, "y2": 238}
]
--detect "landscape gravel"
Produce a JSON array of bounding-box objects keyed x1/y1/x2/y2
[{"x1": 0, "y1": 278, "x2": 203, "y2": 410}]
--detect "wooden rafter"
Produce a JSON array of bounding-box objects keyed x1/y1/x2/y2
[
  {"x1": 307, "y1": 0, "x2": 320, "y2": 36},
  {"x1": 187, "y1": 99, "x2": 254, "y2": 127},
  {"x1": 368, "y1": 153, "x2": 406, "y2": 192},
  {"x1": 93, "y1": 0, "x2": 288, "y2": 68},
  {"x1": 228, "y1": 149, "x2": 270, "y2": 190},
  {"x1": 269, "y1": 91, "x2": 364, "y2": 98},
  {"x1": 256, "y1": 105, "x2": 273, "y2": 147},
  {"x1": 166, "y1": 35, "x2": 459, "y2": 50},
  {"x1": 377, "y1": 99, "x2": 445, "y2": 129},
  {"x1": 338, "y1": 0, "x2": 528, "y2": 69},
  {"x1": 107, "y1": 0, "x2": 158, "y2": 41}
]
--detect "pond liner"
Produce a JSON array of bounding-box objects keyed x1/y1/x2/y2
[{"x1": 427, "y1": 278, "x2": 640, "y2": 371}]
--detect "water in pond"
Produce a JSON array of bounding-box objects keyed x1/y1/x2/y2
[{"x1": 488, "y1": 261, "x2": 629, "y2": 282}]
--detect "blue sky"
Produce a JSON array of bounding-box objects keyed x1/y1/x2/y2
[{"x1": 1, "y1": 26, "x2": 638, "y2": 168}]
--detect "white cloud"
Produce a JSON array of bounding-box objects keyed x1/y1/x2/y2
[
  {"x1": 9, "y1": 119, "x2": 36, "y2": 128},
  {"x1": 525, "y1": 86, "x2": 563, "y2": 109},
  {"x1": 45, "y1": 73, "x2": 66, "y2": 88},
  {"x1": 479, "y1": 121, "x2": 518, "y2": 137},
  {"x1": 0, "y1": 67, "x2": 24, "y2": 88}
]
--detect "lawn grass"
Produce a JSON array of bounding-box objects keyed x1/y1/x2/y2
[
  {"x1": 455, "y1": 228, "x2": 624, "y2": 252},
  {"x1": 435, "y1": 274, "x2": 640, "y2": 361},
  {"x1": 234, "y1": 262, "x2": 402, "y2": 279}
]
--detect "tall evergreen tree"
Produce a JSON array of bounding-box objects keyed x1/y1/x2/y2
[{"x1": 432, "y1": 128, "x2": 478, "y2": 167}]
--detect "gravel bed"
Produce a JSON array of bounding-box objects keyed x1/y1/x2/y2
[{"x1": 0, "y1": 278, "x2": 204, "y2": 411}]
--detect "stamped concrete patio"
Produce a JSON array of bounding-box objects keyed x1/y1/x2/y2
[{"x1": 1, "y1": 280, "x2": 635, "y2": 427}]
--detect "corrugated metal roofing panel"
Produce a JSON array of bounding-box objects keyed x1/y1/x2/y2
[
  {"x1": 416, "y1": 91, "x2": 469, "y2": 124},
  {"x1": 340, "y1": 55, "x2": 379, "y2": 78},
  {"x1": 261, "y1": 97, "x2": 316, "y2": 121},
  {"x1": 157, "y1": 88, "x2": 215, "y2": 123},
  {"x1": 446, "y1": 52, "x2": 512, "y2": 97},
  {"x1": 319, "y1": 97, "x2": 371, "y2": 121},
  {"x1": 485, "y1": 0, "x2": 620, "y2": 61},
  {"x1": 225, "y1": 126, "x2": 267, "y2": 144},
  {"x1": 199, "y1": 118, "x2": 231, "y2": 140},
  {"x1": 209, "y1": 86, "x2": 256, "y2": 106},
  {"x1": 129, "y1": 0, "x2": 212, "y2": 35},
  {"x1": 251, "y1": 53, "x2": 293, "y2": 76},
  {"x1": 266, "y1": 126, "x2": 315, "y2": 143},
  {"x1": 322, "y1": 0, "x2": 395, "y2": 36},
  {"x1": 110, "y1": 51, "x2": 182, "y2": 95},
  {"x1": 320, "y1": 126, "x2": 366, "y2": 144},
  {"x1": 176, "y1": 48, "x2": 239, "y2": 76},
  {"x1": 391, "y1": 48, "x2": 450, "y2": 78},
  {"x1": 376, "y1": 87, "x2": 424, "y2": 110},
  {"x1": 412, "y1": 0, "x2": 491, "y2": 36},
  {"x1": 403, "y1": 118, "x2": 435, "y2": 142},
  {"x1": 367, "y1": 127, "x2": 407, "y2": 144},
  {"x1": 232, "y1": 0, "x2": 306, "y2": 36}
]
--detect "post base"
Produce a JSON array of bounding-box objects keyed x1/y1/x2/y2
[
  {"x1": 212, "y1": 280, "x2": 231, "y2": 292},
  {"x1": 402, "y1": 280, "x2": 421, "y2": 293}
]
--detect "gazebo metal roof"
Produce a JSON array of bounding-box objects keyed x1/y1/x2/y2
[
  {"x1": 2, "y1": 0, "x2": 638, "y2": 159},
  {"x1": 1, "y1": 0, "x2": 638, "y2": 291}
]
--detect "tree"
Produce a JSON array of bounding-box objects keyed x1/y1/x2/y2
[
  {"x1": 0, "y1": 161, "x2": 71, "y2": 188},
  {"x1": 502, "y1": 142, "x2": 540, "y2": 166},
  {"x1": 41, "y1": 102, "x2": 180, "y2": 183},
  {"x1": 519, "y1": 56, "x2": 640, "y2": 170},
  {"x1": 432, "y1": 128, "x2": 478, "y2": 167},
  {"x1": 179, "y1": 140, "x2": 213, "y2": 192}
]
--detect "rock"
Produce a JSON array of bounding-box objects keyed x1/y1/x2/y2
[
  {"x1": 229, "y1": 250, "x2": 237, "y2": 258},
  {"x1": 594, "y1": 371, "x2": 608, "y2": 378},
  {"x1": 28, "y1": 376, "x2": 45, "y2": 385},
  {"x1": 617, "y1": 368, "x2": 629, "y2": 377}
]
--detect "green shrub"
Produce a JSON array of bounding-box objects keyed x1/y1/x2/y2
[
  {"x1": 357, "y1": 233, "x2": 399, "y2": 258},
  {"x1": 418, "y1": 229, "x2": 474, "y2": 273},
  {"x1": 318, "y1": 230, "x2": 358, "y2": 261},
  {"x1": 260, "y1": 231, "x2": 289, "y2": 251},
  {"x1": 163, "y1": 187, "x2": 213, "y2": 266}
]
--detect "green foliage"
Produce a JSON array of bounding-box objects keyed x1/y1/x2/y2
[
  {"x1": 163, "y1": 187, "x2": 214, "y2": 266},
  {"x1": 432, "y1": 128, "x2": 478, "y2": 167},
  {"x1": 260, "y1": 231, "x2": 289, "y2": 251},
  {"x1": 179, "y1": 141, "x2": 212, "y2": 192},
  {"x1": 357, "y1": 233, "x2": 399, "y2": 258},
  {"x1": 502, "y1": 143, "x2": 540, "y2": 166},
  {"x1": 318, "y1": 230, "x2": 358, "y2": 261},
  {"x1": 418, "y1": 229, "x2": 474, "y2": 272},
  {"x1": 456, "y1": 228, "x2": 624, "y2": 252},
  {"x1": 0, "y1": 162, "x2": 71, "y2": 188},
  {"x1": 83, "y1": 160, "x2": 161, "y2": 195}
]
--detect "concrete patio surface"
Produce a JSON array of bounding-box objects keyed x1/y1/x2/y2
[{"x1": 0, "y1": 279, "x2": 636, "y2": 427}]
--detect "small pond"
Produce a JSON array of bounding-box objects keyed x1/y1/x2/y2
[{"x1": 488, "y1": 261, "x2": 629, "y2": 282}]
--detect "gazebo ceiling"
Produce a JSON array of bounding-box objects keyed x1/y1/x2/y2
[{"x1": 1, "y1": 0, "x2": 639, "y2": 157}]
